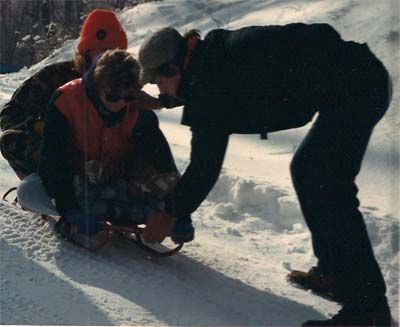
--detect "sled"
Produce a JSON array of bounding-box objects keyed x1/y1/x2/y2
[
  {"x1": 53, "y1": 216, "x2": 184, "y2": 256},
  {"x1": 2, "y1": 187, "x2": 184, "y2": 257}
]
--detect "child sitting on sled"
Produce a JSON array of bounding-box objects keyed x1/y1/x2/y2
[{"x1": 16, "y1": 49, "x2": 194, "y2": 248}]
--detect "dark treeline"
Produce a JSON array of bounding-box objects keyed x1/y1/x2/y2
[{"x1": 0, "y1": 0, "x2": 162, "y2": 71}]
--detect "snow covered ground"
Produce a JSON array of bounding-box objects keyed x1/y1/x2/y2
[{"x1": 0, "y1": 0, "x2": 399, "y2": 325}]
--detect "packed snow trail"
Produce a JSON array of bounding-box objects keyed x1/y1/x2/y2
[{"x1": 0, "y1": 202, "x2": 330, "y2": 325}]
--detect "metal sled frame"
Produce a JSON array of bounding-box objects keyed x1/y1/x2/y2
[
  {"x1": 2, "y1": 186, "x2": 17, "y2": 204},
  {"x1": 103, "y1": 223, "x2": 184, "y2": 257}
]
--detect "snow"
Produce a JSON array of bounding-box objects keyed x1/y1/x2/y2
[{"x1": 0, "y1": 0, "x2": 399, "y2": 325}]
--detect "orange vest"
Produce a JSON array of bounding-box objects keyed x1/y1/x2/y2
[{"x1": 55, "y1": 78, "x2": 139, "y2": 181}]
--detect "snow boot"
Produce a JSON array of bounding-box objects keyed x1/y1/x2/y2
[
  {"x1": 55, "y1": 217, "x2": 109, "y2": 251},
  {"x1": 171, "y1": 217, "x2": 195, "y2": 244},
  {"x1": 287, "y1": 266, "x2": 340, "y2": 301},
  {"x1": 302, "y1": 296, "x2": 392, "y2": 327}
]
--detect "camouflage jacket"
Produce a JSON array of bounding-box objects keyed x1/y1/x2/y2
[{"x1": 0, "y1": 61, "x2": 81, "y2": 132}]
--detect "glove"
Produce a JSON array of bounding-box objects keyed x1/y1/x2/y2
[
  {"x1": 171, "y1": 217, "x2": 195, "y2": 244},
  {"x1": 64, "y1": 208, "x2": 102, "y2": 235}
]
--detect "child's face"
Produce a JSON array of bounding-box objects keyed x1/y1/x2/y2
[{"x1": 99, "y1": 86, "x2": 141, "y2": 112}]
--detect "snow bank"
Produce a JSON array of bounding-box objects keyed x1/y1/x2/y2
[{"x1": 206, "y1": 173, "x2": 303, "y2": 232}]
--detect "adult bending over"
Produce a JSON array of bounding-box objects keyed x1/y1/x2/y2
[{"x1": 137, "y1": 24, "x2": 392, "y2": 326}]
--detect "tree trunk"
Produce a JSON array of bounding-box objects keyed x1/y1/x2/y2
[{"x1": 64, "y1": 0, "x2": 82, "y2": 38}]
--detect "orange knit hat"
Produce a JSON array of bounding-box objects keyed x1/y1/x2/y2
[{"x1": 77, "y1": 9, "x2": 128, "y2": 54}]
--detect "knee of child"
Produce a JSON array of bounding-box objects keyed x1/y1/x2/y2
[{"x1": 16, "y1": 177, "x2": 35, "y2": 210}]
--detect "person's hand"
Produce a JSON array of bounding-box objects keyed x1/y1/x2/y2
[
  {"x1": 64, "y1": 208, "x2": 102, "y2": 235},
  {"x1": 142, "y1": 211, "x2": 176, "y2": 244},
  {"x1": 128, "y1": 90, "x2": 163, "y2": 112}
]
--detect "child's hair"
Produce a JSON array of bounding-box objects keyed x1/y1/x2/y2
[
  {"x1": 93, "y1": 49, "x2": 140, "y2": 92},
  {"x1": 73, "y1": 50, "x2": 93, "y2": 74}
]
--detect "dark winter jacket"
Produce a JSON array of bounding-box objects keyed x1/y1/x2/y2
[
  {"x1": 165, "y1": 23, "x2": 390, "y2": 219},
  {"x1": 179, "y1": 23, "x2": 338, "y2": 134}
]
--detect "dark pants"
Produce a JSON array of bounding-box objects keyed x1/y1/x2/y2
[{"x1": 290, "y1": 44, "x2": 391, "y2": 303}]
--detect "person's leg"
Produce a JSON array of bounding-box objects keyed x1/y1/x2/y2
[
  {"x1": 17, "y1": 173, "x2": 59, "y2": 216},
  {"x1": 130, "y1": 127, "x2": 178, "y2": 182},
  {"x1": 74, "y1": 176, "x2": 194, "y2": 243},
  {"x1": 0, "y1": 129, "x2": 40, "y2": 180},
  {"x1": 291, "y1": 63, "x2": 393, "y2": 325},
  {"x1": 290, "y1": 41, "x2": 392, "y2": 305},
  {"x1": 291, "y1": 110, "x2": 387, "y2": 300},
  {"x1": 73, "y1": 176, "x2": 163, "y2": 226}
]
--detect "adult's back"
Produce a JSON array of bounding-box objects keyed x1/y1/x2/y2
[{"x1": 181, "y1": 23, "x2": 387, "y2": 135}]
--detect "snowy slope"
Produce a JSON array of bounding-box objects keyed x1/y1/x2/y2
[{"x1": 0, "y1": 0, "x2": 399, "y2": 325}]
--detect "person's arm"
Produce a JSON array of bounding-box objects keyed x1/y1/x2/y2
[
  {"x1": 141, "y1": 128, "x2": 229, "y2": 243},
  {"x1": 131, "y1": 111, "x2": 177, "y2": 173},
  {"x1": 38, "y1": 94, "x2": 80, "y2": 215},
  {"x1": 0, "y1": 78, "x2": 44, "y2": 132},
  {"x1": 127, "y1": 91, "x2": 185, "y2": 113},
  {"x1": 0, "y1": 61, "x2": 79, "y2": 132},
  {"x1": 127, "y1": 91, "x2": 163, "y2": 112},
  {"x1": 166, "y1": 128, "x2": 230, "y2": 218}
]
